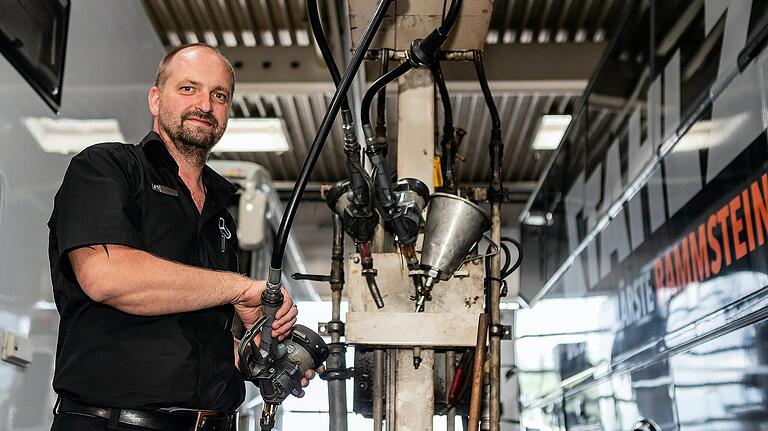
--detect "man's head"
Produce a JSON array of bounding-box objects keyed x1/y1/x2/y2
[{"x1": 149, "y1": 43, "x2": 235, "y2": 166}]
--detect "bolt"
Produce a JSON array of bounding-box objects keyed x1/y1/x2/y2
[{"x1": 353, "y1": 256, "x2": 360, "y2": 264}]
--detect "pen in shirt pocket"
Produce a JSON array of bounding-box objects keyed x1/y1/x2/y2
[{"x1": 218, "y1": 217, "x2": 231, "y2": 253}]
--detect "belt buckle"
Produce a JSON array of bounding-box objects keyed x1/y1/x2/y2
[{"x1": 194, "y1": 410, "x2": 219, "y2": 430}]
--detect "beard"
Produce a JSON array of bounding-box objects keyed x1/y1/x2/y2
[{"x1": 158, "y1": 107, "x2": 226, "y2": 166}]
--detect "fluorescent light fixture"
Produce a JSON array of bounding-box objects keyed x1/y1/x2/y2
[
  {"x1": 522, "y1": 212, "x2": 552, "y2": 226},
  {"x1": 24, "y1": 117, "x2": 125, "y2": 155},
  {"x1": 532, "y1": 114, "x2": 571, "y2": 150},
  {"x1": 213, "y1": 118, "x2": 290, "y2": 154}
]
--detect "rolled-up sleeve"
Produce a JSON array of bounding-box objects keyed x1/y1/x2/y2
[{"x1": 52, "y1": 144, "x2": 145, "y2": 266}]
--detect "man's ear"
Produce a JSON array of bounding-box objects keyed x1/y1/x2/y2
[{"x1": 148, "y1": 86, "x2": 160, "y2": 117}]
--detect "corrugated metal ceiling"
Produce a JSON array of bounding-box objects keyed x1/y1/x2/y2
[
  {"x1": 224, "y1": 91, "x2": 581, "y2": 183},
  {"x1": 139, "y1": 0, "x2": 618, "y2": 184}
]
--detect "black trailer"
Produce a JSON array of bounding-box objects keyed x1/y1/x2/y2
[{"x1": 518, "y1": 1, "x2": 768, "y2": 429}]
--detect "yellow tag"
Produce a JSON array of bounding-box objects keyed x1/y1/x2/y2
[{"x1": 433, "y1": 156, "x2": 443, "y2": 188}]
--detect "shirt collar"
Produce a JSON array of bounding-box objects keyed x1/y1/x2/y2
[{"x1": 139, "y1": 131, "x2": 237, "y2": 200}]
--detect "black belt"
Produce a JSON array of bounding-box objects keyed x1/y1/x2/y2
[{"x1": 55, "y1": 397, "x2": 235, "y2": 431}]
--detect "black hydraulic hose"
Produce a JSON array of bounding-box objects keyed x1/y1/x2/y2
[
  {"x1": 431, "y1": 60, "x2": 457, "y2": 191},
  {"x1": 474, "y1": 50, "x2": 503, "y2": 195},
  {"x1": 271, "y1": 0, "x2": 394, "y2": 270},
  {"x1": 375, "y1": 50, "x2": 390, "y2": 150},
  {"x1": 307, "y1": 0, "x2": 348, "y2": 111},
  {"x1": 473, "y1": 51, "x2": 500, "y2": 133},
  {"x1": 432, "y1": 61, "x2": 453, "y2": 130},
  {"x1": 440, "y1": 0, "x2": 463, "y2": 34},
  {"x1": 410, "y1": 0, "x2": 463, "y2": 66},
  {"x1": 308, "y1": 0, "x2": 370, "y2": 208},
  {"x1": 361, "y1": 61, "x2": 413, "y2": 127}
]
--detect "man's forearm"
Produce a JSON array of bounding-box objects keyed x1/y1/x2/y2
[{"x1": 69, "y1": 245, "x2": 256, "y2": 316}]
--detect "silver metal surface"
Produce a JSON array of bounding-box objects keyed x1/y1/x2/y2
[{"x1": 421, "y1": 193, "x2": 492, "y2": 281}]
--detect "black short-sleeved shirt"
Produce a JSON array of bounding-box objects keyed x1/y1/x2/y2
[{"x1": 47, "y1": 131, "x2": 244, "y2": 411}]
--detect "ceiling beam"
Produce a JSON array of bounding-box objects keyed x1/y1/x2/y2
[{"x1": 226, "y1": 42, "x2": 605, "y2": 94}]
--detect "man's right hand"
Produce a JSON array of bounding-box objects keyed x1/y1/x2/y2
[{"x1": 234, "y1": 281, "x2": 298, "y2": 342}]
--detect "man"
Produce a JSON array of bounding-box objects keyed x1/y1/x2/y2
[{"x1": 48, "y1": 43, "x2": 318, "y2": 430}]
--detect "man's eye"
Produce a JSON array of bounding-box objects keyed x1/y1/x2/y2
[
  {"x1": 180, "y1": 86, "x2": 193, "y2": 92},
  {"x1": 214, "y1": 93, "x2": 228, "y2": 102}
]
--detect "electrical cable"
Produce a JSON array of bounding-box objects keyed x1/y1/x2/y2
[
  {"x1": 271, "y1": 0, "x2": 394, "y2": 270},
  {"x1": 500, "y1": 236, "x2": 522, "y2": 278},
  {"x1": 484, "y1": 237, "x2": 522, "y2": 315}
]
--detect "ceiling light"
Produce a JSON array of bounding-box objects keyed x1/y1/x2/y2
[
  {"x1": 213, "y1": 118, "x2": 290, "y2": 154},
  {"x1": 522, "y1": 212, "x2": 553, "y2": 226},
  {"x1": 24, "y1": 117, "x2": 125, "y2": 155},
  {"x1": 532, "y1": 114, "x2": 571, "y2": 150}
]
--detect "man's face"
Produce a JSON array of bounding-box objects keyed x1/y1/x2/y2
[{"x1": 150, "y1": 47, "x2": 233, "y2": 157}]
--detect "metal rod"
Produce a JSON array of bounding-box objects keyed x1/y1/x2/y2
[
  {"x1": 364, "y1": 49, "x2": 476, "y2": 62},
  {"x1": 328, "y1": 214, "x2": 348, "y2": 431},
  {"x1": 387, "y1": 349, "x2": 397, "y2": 431},
  {"x1": 489, "y1": 203, "x2": 502, "y2": 431},
  {"x1": 373, "y1": 349, "x2": 385, "y2": 431},
  {"x1": 468, "y1": 314, "x2": 488, "y2": 431},
  {"x1": 446, "y1": 350, "x2": 457, "y2": 431}
]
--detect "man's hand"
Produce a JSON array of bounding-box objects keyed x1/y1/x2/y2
[
  {"x1": 295, "y1": 365, "x2": 326, "y2": 398},
  {"x1": 233, "y1": 281, "x2": 297, "y2": 341}
]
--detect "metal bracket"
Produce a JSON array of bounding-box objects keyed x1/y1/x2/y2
[
  {"x1": 318, "y1": 320, "x2": 345, "y2": 337},
  {"x1": 292, "y1": 272, "x2": 344, "y2": 285},
  {"x1": 320, "y1": 367, "x2": 356, "y2": 381},
  {"x1": 292, "y1": 272, "x2": 331, "y2": 283},
  {"x1": 489, "y1": 324, "x2": 511, "y2": 340}
]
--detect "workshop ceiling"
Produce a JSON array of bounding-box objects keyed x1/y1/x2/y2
[{"x1": 140, "y1": 0, "x2": 622, "y2": 186}]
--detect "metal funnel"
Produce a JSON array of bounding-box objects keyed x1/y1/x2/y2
[{"x1": 420, "y1": 193, "x2": 491, "y2": 284}]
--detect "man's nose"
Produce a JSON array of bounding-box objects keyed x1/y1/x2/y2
[{"x1": 195, "y1": 94, "x2": 212, "y2": 113}]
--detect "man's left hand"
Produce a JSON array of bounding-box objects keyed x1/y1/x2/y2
[{"x1": 295, "y1": 365, "x2": 326, "y2": 398}]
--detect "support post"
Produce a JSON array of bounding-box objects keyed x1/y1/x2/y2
[
  {"x1": 395, "y1": 349, "x2": 435, "y2": 431},
  {"x1": 328, "y1": 214, "x2": 348, "y2": 431},
  {"x1": 397, "y1": 68, "x2": 436, "y2": 193}
]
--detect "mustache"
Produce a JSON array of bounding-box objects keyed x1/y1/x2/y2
[{"x1": 182, "y1": 111, "x2": 218, "y2": 128}]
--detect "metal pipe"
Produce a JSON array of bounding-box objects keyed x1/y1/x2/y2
[
  {"x1": 489, "y1": 203, "x2": 502, "y2": 431},
  {"x1": 364, "y1": 49, "x2": 476, "y2": 62},
  {"x1": 468, "y1": 314, "x2": 488, "y2": 431},
  {"x1": 328, "y1": 214, "x2": 348, "y2": 431},
  {"x1": 373, "y1": 349, "x2": 385, "y2": 431},
  {"x1": 446, "y1": 350, "x2": 457, "y2": 431},
  {"x1": 387, "y1": 350, "x2": 397, "y2": 431}
]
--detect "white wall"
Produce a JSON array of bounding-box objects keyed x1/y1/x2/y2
[{"x1": 0, "y1": 2, "x2": 163, "y2": 429}]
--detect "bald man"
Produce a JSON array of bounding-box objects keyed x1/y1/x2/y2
[{"x1": 47, "y1": 43, "x2": 316, "y2": 431}]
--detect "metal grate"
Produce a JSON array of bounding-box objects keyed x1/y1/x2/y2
[
  {"x1": 140, "y1": 0, "x2": 312, "y2": 47},
  {"x1": 487, "y1": 0, "x2": 623, "y2": 44}
]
